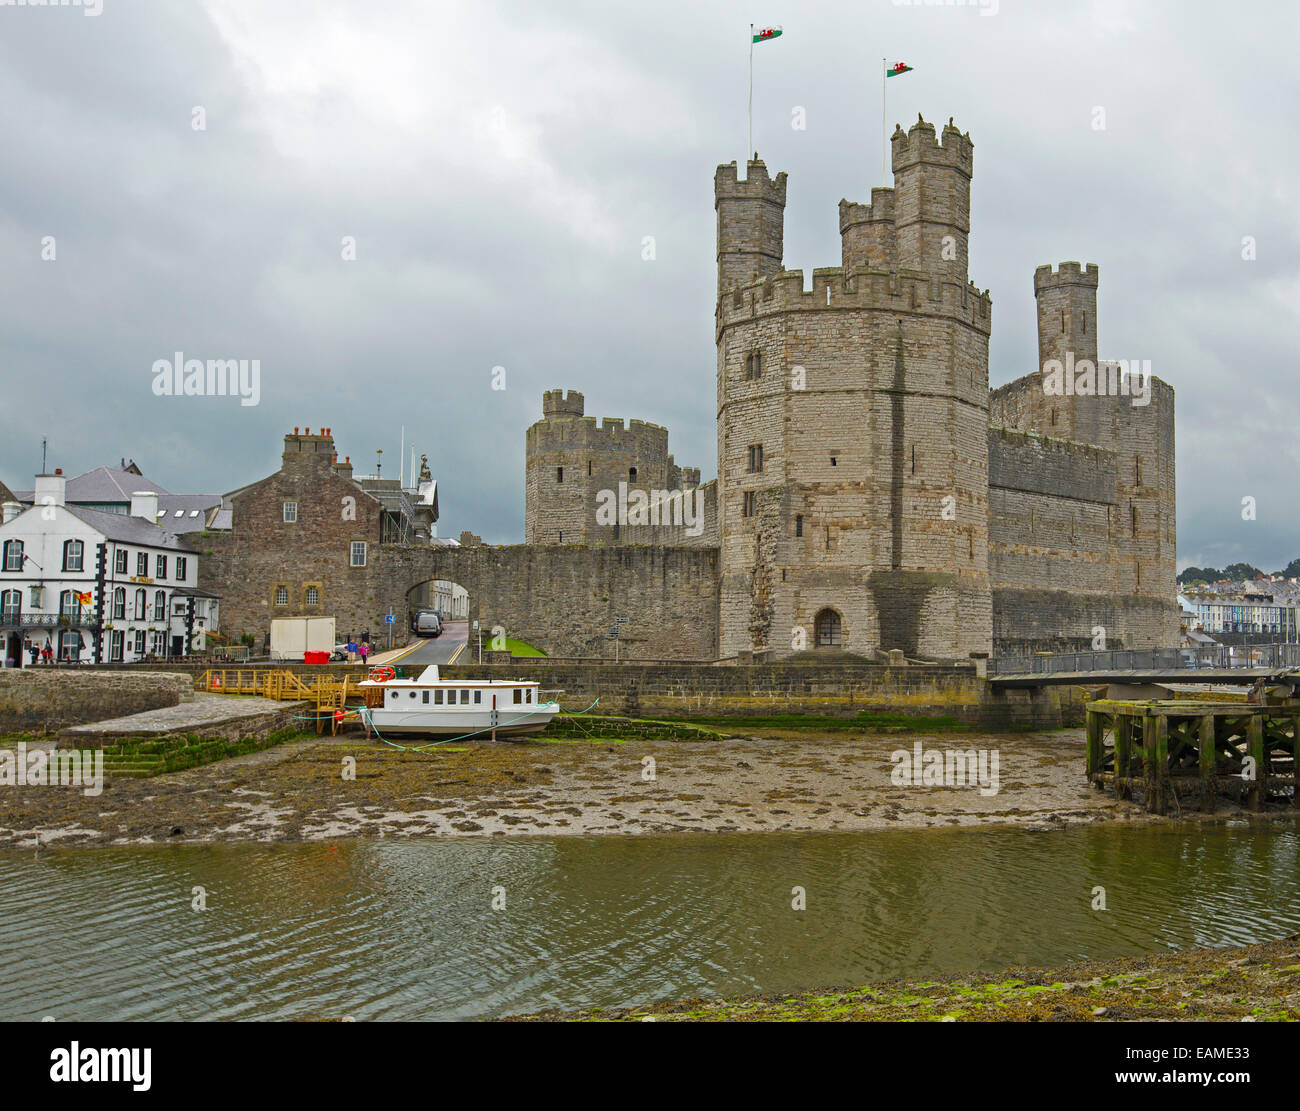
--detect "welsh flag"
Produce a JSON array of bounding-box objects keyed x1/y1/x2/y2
[
  {"x1": 74, "y1": 591, "x2": 92, "y2": 605},
  {"x1": 887, "y1": 61, "x2": 914, "y2": 77},
  {"x1": 753, "y1": 26, "x2": 782, "y2": 43}
]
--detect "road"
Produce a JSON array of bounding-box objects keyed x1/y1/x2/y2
[{"x1": 386, "y1": 619, "x2": 469, "y2": 667}]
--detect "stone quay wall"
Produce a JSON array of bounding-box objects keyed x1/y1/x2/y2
[{"x1": 0, "y1": 670, "x2": 194, "y2": 735}]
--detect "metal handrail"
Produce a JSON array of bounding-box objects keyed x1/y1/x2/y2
[{"x1": 988, "y1": 642, "x2": 1300, "y2": 676}]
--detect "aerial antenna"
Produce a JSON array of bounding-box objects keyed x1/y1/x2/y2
[{"x1": 41, "y1": 437, "x2": 47, "y2": 473}]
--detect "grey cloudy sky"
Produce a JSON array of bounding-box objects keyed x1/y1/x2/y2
[{"x1": 2, "y1": 0, "x2": 1297, "y2": 570}]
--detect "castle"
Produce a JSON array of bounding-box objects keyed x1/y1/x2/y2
[{"x1": 525, "y1": 115, "x2": 1179, "y2": 659}]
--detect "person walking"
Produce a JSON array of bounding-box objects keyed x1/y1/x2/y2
[{"x1": 358, "y1": 641, "x2": 370, "y2": 666}]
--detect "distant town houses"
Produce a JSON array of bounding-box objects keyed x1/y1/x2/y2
[
  {"x1": 1179, "y1": 580, "x2": 1300, "y2": 641},
  {"x1": 0, "y1": 470, "x2": 218, "y2": 666}
]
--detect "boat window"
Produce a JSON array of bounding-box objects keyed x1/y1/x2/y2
[
  {"x1": 409, "y1": 691, "x2": 417, "y2": 699},
  {"x1": 423, "y1": 691, "x2": 429, "y2": 704},
  {"x1": 513, "y1": 688, "x2": 522, "y2": 704},
  {"x1": 390, "y1": 692, "x2": 398, "y2": 701},
  {"x1": 474, "y1": 691, "x2": 482, "y2": 704},
  {"x1": 460, "y1": 690, "x2": 470, "y2": 704},
  {"x1": 434, "y1": 690, "x2": 443, "y2": 704}
]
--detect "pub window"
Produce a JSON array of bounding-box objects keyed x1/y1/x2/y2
[
  {"x1": 156, "y1": 554, "x2": 167, "y2": 579},
  {"x1": 62, "y1": 539, "x2": 83, "y2": 572},
  {"x1": 0, "y1": 589, "x2": 19, "y2": 616},
  {"x1": 153, "y1": 591, "x2": 166, "y2": 620},
  {"x1": 109, "y1": 630, "x2": 124, "y2": 662},
  {"x1": 112, "y1": 587, "x2": 125, "y2": 620},
  {"x1": 136, "y1": 552, "x2": 148, "y2": 576},
  {"x1": 113, "y1": 549, "x2": 128, "y2": 575},
  {"x1": 176, "y1": 556, "x2": 187, "y2": 581},
  {"x1": 2, "y1": 539, "x2": 22, "y2": 572},
  {"x1": 134, "y1": 589, "x2": 147, "y2": 619}
]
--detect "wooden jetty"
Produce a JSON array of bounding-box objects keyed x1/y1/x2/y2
[
  {"x1": 1086, "y1": 697, "x2": 1300, "y2": 814},
  {"x1": 196, "y1": 667, "x2": 364, "y2": 735}
]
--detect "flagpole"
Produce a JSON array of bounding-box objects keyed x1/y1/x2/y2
[
  {"x1": 881, "y1": 57, "x2": 887, "y2": 185},
  {"x1": 748, "y1": 25, "x2": 754, "y2": 160}
]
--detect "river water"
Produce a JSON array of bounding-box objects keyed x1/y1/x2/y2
[{"x1": 2, "y1": 824, "x2": 1298, "y2": 1020}]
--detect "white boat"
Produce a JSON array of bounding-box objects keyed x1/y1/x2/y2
[{"x1": 357, "y1": 664, "x2": 560, "y2": 738}]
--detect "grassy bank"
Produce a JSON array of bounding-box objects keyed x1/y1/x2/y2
[{"x1": 516, "y1": 934, "x2": 1300, "y2": 1022}]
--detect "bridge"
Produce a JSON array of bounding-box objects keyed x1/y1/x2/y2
[{"x1": 989, "y1": 644, "x2": 1300, "y2": 690}]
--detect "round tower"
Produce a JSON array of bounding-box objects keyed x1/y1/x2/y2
[
  {"x1": 891, "y1": 116, "x2": 973, "y2": 285},
  {"x1": 714, "y1": 158, "x2": 788, "y2": 298}
]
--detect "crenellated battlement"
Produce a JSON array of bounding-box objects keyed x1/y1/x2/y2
[
  {"x1": 891, "y1": 115, "x2": 974, "y2": 175},
  {"x1": 1034, "y1": 261, "x2": 1099, "y2": 291},
  {"x1": 714, "y1": 158, "x2": 789, "y2": 203},
  {"x1": 838, "y1": 188, "x2": 895, "y2": 233},
  {"x1": 542, "y1": 388, "x2": 585, "y2": 418},
  {"x1": 716, "y1": 265, "x2": 992, "y2": 335}
]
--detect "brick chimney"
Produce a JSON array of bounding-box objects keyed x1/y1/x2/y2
[{"x1": 282, "y1": 427, "x2": 338, "y2": 473}]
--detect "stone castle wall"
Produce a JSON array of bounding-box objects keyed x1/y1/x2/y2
[{"x1": 524, "y1": 389, "x2": 704, "y2": 546}]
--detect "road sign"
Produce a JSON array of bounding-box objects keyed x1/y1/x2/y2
[{"x1": 384, "y1": 615, "x2": 395, "y2": 624}]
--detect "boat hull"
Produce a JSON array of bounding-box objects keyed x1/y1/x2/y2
[{"x1": 365, "y1": 707, "x2": 558, "y2": 738}]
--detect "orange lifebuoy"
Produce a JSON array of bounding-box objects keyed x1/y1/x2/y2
[{"x1": 368, "y1": 666, "x2": 395, "y2": 683}]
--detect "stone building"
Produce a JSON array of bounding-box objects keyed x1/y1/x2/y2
[
  {"x1": 192, "y1": 115, "x2": 1178, "y2": 662},
  {"x1": 524, "y1": 390, "x2": 704, "y2": 545}
]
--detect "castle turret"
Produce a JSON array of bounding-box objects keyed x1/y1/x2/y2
[
  {"x1": 1035, "y1": 262, "x2": 1099, "y2": 373},
  {"x1": 839, "y1": 189, "x2": 896, "y2": 272},
  {"x1": 714, "y1": 158, "x2": 787, "y2": 298},
  {"x1": 542, "y1": 389, "x2": 585, "y2": 419},
  {"x1": 1035, "y1": 262, "x2": 1105, "y2": 446},
  {"x1": 891, "y1": 116, "x2": 973, "y2": 283}
]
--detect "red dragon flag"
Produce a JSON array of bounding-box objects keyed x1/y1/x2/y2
[
  {"x1": 887, "y1": 61, "x2": 914, "y2": 77},
  {"x1": 753, "y1": 26, "x2": 783, "y2": 43}
]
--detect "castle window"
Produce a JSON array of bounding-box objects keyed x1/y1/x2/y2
[
  {"x1": 747, "y1": 444, "x2": 763, "y2": 473},
  {"x1": 283, "y1": 501, "x2": 298, "y2": 523},
  {"x1": 306, "y1": 587, "x2": 319, "y2": 606},
  {"x1": 745, "y1": 351, "x2": 763, "y2": 380},
  {"x1": 825, "y1": 527, "x2": 831, "y2": 552},
  {"x1": 911, "y1": 445, "x2": 916, "y2": 475},
  {"x1": 742, "y1": 492, "x2": 756, "y2": 518},
  {"x1": 628, "y1": 467, "x2": 638, "y2": 483},
  {"x1": 830, "y1": 455, "x2": 838, "y2": 467},
  {"x1": 1134, "y1": 455, "x2": 1142, "y2": 486},
  {"x1": 814, "y1": 609, "x2": 842, "y2": 648},
  {"x1": 558, "y1": 531, "x2": 563, "y2": 544},
  {"x1": 1060, "y1": 310, "x2": 1065, "y2": 334},
  {"x1": 556, "y1": 467, "x2": 564, "y2": 484},
  {"x1": 1131, "y1": 504, "x2": 1137, "y2": 537},
  {"x1": 613, "y1": 522, "x2": 620, "y2": 540},
  {"x1": 587, "y1": 461, "x2": 592, "y2": 476},
  {"x1": 1082, "y1": 312, "x2": 1087, "y2": 332},
  {"x1": 350, "y1": 541, "x2": 367, "y2": 567},
  {"x1": 274, "y1": 586, "x2": 288, "y2": 606},
  {"x1": 1050, "y1": 408, "x2": 1057, "y2": 427},
  {"x1": 795, "y1": 514, "x2": 803, "y2": 537}
]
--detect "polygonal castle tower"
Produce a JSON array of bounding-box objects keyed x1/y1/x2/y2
[
  {"x1": 715, "y1": 116, "x2": 993, "y2": 659},
  {"x1": 525, "y1": 389, "x2": 700, "y2": 544}
]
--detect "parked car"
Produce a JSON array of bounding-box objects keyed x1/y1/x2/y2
[
  {"x1": 412, "y1": 609, "x2": 443, "y2": 638},
  {"x1": 331, "y1": 643, "x2": 350, "y2": 662}
]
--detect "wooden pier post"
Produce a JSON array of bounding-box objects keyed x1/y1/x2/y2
[
  {"x1": 1247, "y1": 715, "x2": 1266, "y2": 811},
  {"x1": 1085, "y1": 710, "x2": 1102, "y2": 782},
  {"x1": 1150, "y1": 713, "x2": 1169, "y2": 814},
  {"x1": 1199, "y1": 714, "x2": 1216, "y2": 813},
  {"x1": 1115, "y1": 715, "x2": 1132, "y2": 801}
]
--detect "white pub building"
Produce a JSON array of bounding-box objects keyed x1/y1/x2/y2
[{"x1": 0, "y1": 471, "x2": 218, "y2": 666}]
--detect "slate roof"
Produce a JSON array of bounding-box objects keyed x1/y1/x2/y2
[{"x1": 63, "y1": 505, "x2": 197, "y2": 553}]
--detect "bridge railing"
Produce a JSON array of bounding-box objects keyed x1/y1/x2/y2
[{"x1": 988, "y1": 643, "x2": 1300, "y2": 676}]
